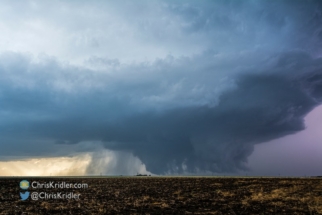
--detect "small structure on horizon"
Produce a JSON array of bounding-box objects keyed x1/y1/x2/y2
[{"x1": 136, "y1": 173, "x2": 149, "y2": 176}]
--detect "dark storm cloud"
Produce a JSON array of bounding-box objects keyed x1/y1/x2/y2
[
  {"x1": 1, "y1": 50, "x2": 321, "y2": 174},
  {"x1": 59, "y1": 58, "x2": 322, "y2": 173},
  {"x1": 1, "y1": 0, "x2": 322, "y2": 174}
]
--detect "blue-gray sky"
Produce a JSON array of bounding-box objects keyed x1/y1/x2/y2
[{"x1": 0, "y1": 0, "x2": 322, "y2": 176}]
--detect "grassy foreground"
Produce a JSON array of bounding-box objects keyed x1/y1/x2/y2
[{"x1": 0, "y1": 177, "x2": 321, "y2": 214}]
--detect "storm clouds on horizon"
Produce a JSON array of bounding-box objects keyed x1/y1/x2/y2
[{"x1": 0, "y1": 0, "x2": 322, "y2": 175}]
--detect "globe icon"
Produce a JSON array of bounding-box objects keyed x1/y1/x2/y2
[{"x1": 20, "y1": 180, "x2": 30, "y2": 190}]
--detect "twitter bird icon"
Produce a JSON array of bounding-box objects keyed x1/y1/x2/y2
[{"x1": 20, "y1": 191, "x2": 30, "y2": 201}]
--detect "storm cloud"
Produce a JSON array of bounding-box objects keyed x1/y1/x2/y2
[{"x1": 0, "y1": 0, "x2": 322, "y2": 174}]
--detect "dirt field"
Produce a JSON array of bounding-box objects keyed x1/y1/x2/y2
[{"x1": 0, "y1": 177, "x2": 321, "y2": 214}]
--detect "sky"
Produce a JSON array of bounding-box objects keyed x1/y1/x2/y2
[{"x1": 0, "y1": 0, "x2": 322, "y2": 176}]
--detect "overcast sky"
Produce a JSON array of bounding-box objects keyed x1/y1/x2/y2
[{"x1": 0, "y1": 0, "x2": 322, "y2": 176}]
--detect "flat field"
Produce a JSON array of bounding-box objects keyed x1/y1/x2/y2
[{"x1": 0, "y1": 177, "x2": 321, "y2": 214}]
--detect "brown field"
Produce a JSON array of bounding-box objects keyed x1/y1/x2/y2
[{"x1": 0, "y1": 177, "x2": 321, "y2": 214}]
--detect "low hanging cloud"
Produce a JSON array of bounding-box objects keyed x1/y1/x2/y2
[
  {"x1": 1, "y1": 50, "x2": 321, "y2": 174},
  {"x1": 0, "y1": 0, "x2": 322, "y2": 175},
  {"x1": 90, "y1": 52, "x2": 322, "y2": 174}
]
